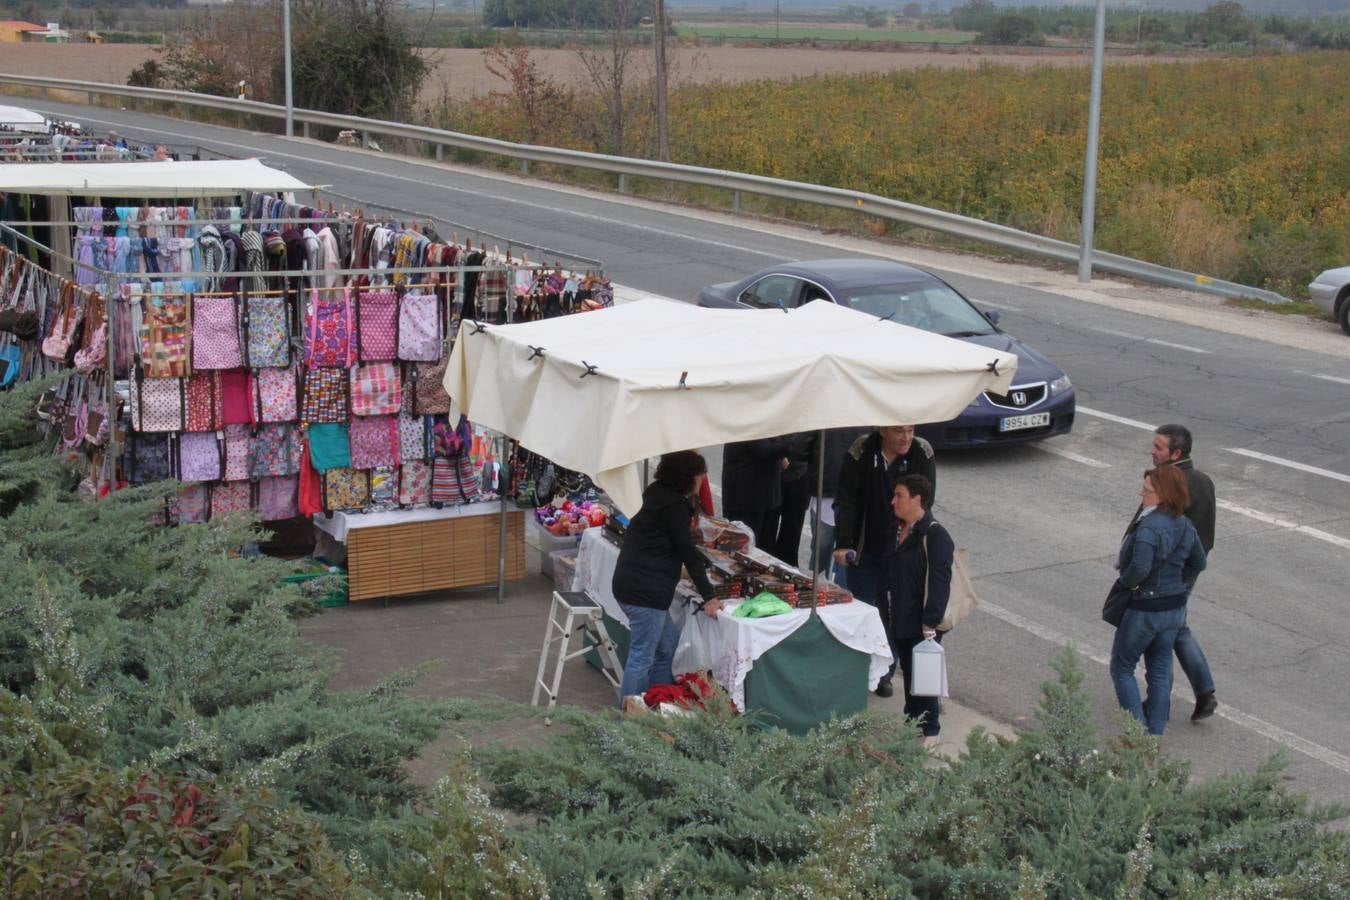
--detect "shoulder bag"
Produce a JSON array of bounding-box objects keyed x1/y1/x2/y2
[{"x1": 923, "y1": 531, "x2": 979, "y2": 632}]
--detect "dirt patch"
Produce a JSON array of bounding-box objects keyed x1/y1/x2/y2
[{"x1": 2, "y1": 42, "x2": 1201, "y2": 110}]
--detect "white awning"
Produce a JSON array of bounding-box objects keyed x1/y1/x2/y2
[
  {"x1": 0, "y1": 104, "x2": 49, "y2": 134},
  {"x1": 0, "y1": 158, "x2": 313, "y2": 196},
  {"x1": 445, "y1": 298, "x2": 1018, "y2": 514}
]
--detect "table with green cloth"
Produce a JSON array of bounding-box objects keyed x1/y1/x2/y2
[{"x1": 572, "y1": 528, "x2": 892, "y2": 734}]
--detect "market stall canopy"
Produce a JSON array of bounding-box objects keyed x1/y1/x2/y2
[
  {"x1": 446, "y1": 298, "x2": 1018, "y2": 514},
  {"x1": 0, "y1": 104, "x2": 49, "y2": 134},
  {"x1": 0, "y1": 158, "x2": 314, "y2": 196}
]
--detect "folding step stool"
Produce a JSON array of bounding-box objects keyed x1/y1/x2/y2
[{"x1": 532, "y1": 591, "x2": 624, "y2": 724}]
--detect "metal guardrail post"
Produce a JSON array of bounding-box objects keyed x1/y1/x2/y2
[
  {"x1": 521, "y1": 159, "x2": 530, "y2": 175},
  {"x1": 0, "y1": 72, "x2": 1289, "y2": 304},
  {"x1": 435, "y1": 144, "x2": 443, "y2": 161},
  {"x1": 302, "y1": 121, "x2": 310, "y2": 139},
  {"x1": 733, "y1": 190, "x2": 741, "y2": 211}
]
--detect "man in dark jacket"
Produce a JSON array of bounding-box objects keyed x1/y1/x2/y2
[
  {"x1": 831, "y1": 426, "x2": 937, "y2": 610},
  {"x1": 768, "y1": 432, "x2": 814, "y2": 568},
  {"x1": 1150, "y1": 424, "x2": 1219, "y2": 721},
  {"x1": 721, "y1": 436, "x2": 790, "y2": 550}
]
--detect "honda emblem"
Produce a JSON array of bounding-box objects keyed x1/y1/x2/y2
[{"x1": 1012, "y1": 391, "x2": 1027, "y2": 406}]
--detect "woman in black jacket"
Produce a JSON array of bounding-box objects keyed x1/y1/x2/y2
[{"x1": 612, "y1": 450, "x2": 724, "y2": 702}]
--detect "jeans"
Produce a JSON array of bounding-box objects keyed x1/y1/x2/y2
[
  {"x1": 1110, "y1": 605, "x2": 1187, "y2": 736},
  {"x1": 1174, "y1": 623, "x2": 1215, "y2": 697},
  {"x1": 895, "y1": 632, "x2": 943, "y2": 737},
  {"x1": 618, "y1": 603, "x2": 680, "y2": 703}
]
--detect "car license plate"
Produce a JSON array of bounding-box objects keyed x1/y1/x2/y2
[{"x1": 999, "y1": 412, "x2": 1051, "y2": 432}]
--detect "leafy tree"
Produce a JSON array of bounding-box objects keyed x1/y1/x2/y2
[
  {"x1": 289, "y1": 0, "x2": 427, "y2": 121},
  {"x1": 952, "y1": 0, "x2": 998, "y2": 32},
  {"x1": 979, "y1": 13, "x2": 1043, "y2": 45}
]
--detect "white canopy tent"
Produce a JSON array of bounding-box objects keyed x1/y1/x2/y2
[
  {"x1": 0, "y1": 104, "x2": 50, "y2": 134},
  {"x1": 446, "y1": 298, "x2": 1018, "y2": 516},
  {"x1": 0, "y1": 158, "x2": 314, "y2": 196}
]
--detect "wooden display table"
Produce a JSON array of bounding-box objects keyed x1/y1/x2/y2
[{"x1": 313, "y1": 503, "x2": 525, "y2": 601}]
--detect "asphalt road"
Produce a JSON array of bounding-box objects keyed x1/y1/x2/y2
[{"x1": 19, "y1": 100, "x2": 1350, "y2": 808}]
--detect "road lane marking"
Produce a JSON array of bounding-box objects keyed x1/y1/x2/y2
[
  {"x1": 1305, "y1": 372, "x2": 1350, "y2": 387},
  {"x1": 39, "y1": 109, "x2": 788, "y2": 262},
  {"x1": 977, "y1": 598, "x2": 1350, "y2": 777},
  {"x1": 1076, "y1": 406, "x2": 1156, "y2": 432},
  {"x1": 1225, "y1": 448, "x2": 1350, "y2": 486},
  {"x1": 1084, "y1": 326, "x2": 1210, "y2": 354},
  {"x1": 1216, "y1": 499, "x2": 1350, "y2": 550},
  {"x1": 1030, "y1": 443, "x2": 1111, "y2": 468}
]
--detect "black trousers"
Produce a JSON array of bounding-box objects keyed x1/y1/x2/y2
[
  {"x1": 724, "y1": 507, "x2": 778, "y2": 552},
  {"x1": 893, "y1": 630, "x2": 944, "y2": 738},
  {"x1": 769, "y1": 476, "x2": 812, "y2": 568}
]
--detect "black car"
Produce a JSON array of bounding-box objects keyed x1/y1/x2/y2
[{"x1": 698, "y1": 258, "x2": 1075, "y2": 448}]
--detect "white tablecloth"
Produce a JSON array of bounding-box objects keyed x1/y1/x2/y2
[
  {"x1": 572, "y1": 528, "x2": 893, "y2": 710},
  {"x1": 312, "y1": 500, "x2": 507, "y2": 543}
]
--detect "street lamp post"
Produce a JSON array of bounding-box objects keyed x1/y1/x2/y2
[
  {"x1": 1077, "y1": 0, "x2": 1106, "y2": 283},
  {"x1": 283, "y1": 0, "x2": 294, "y2": 138}
]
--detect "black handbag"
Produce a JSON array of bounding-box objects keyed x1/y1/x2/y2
[{"x1": 1102, "y1": 579, "x2": 1136, "y2": 627}]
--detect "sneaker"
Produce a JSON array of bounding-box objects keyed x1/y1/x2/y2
[
  {"x1": 1191, "y1": 692, "x2": 1217, "y2": 721},
  {"x1": 875, "y1": 679, "x2": 894, "y2": 698}
]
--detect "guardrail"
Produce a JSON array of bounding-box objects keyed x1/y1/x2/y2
[{"x1": 0, "y1": 72, "x2": 1289, "y2": 304}]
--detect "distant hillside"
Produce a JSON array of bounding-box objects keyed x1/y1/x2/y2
[{"x1": 668, "y1": 1, "x2": 1350, "y2": 16}]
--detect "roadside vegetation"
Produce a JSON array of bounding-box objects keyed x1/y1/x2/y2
[{"x1": 4, "y1": 379, "x2": 1350, "y2": 895}]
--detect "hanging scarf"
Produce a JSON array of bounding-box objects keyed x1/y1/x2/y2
[
  {"x1": 198, "y1": 225, "x2": 226, "y2": 291},
  {"x1": 240, "y1": 230, "x2": 266, "y2": 292}
]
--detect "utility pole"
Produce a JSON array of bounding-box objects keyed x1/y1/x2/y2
[
  {"x1": 1077, "y1": 0, "x2": 1106, "y2": 283},
  {"x1": 282, "y1": 0, "x2": 294, "y2": 137},
  {"x1": 776, "y1": 0, "x2": 781, "y2": 41},
  {"x1": 655, "y1": 0, "x2": 670, "y2": 161}
]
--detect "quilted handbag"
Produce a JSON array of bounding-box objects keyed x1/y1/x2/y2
[
  {"x1": 253, "y1": 364, "x2": 299, "y2": 424},
  {"x1": 300, "y1": 367, "x2": 349, "y2": 424},
  {"x1": 431, "y1": 455, "x2": 480, "y2": 505},
  {"x1": 350, "y1": 362, "x2": 402, "y2": 416},
  {"x1": 191, "y1": 295, "x2": 243, "y2": 370},
  {"x1": 308, "y1": 422, "x2": 351, "y2": 472},
  {"x1": 243, "y1": 292, "x2": 291, "y2": 367},
  {"x1": 399, "y1": 460, "x2": 431, "y2": 507},
  {"x1": 125, "y1": 432, "x2": 176, "y2": 483},
  {"x1": 219, "y1": 369, "x2": 253, "y2": 425},
  {"x1": 73, "y1": 321, "x2": 107, "y2": 375},
  {"x1": 397, "y1": 292, "x2": 442, "y2": 362},
  {"x1": 323, "y1": 467, "x2": 369, "y2": 512},
  {"x1": 41, "y1": 284, "x2": 82, "y2": 363},
  {"x1": 349, "y1": 414, "x2": 400, "y2": 470},
  {"x1": 257, "y1": 475, "x2": 299, "y2": 521},
  {"x1": 210, "y1": 480, "x2": 254, "y2": 519},
  {"x1": 222, "y1": 424, "x2": 253, "y2": 482},
  {"x1": 176, "y1": 483, "x2": 210, "y2": 524},
  {"x1": 139, "y1": 292, "x2": 191, "y2": 378},
  {"x1": 129, "y1": 372, "x2": 186, "y2": 433},
  {"x1": 184, "y1": 372, "x2": 223, "y2": 432},
  {"x1": 368, "y1": 466, "x2": 398, "y2": 510},
  {"x1": 178, "y1": 431, "x2": 223, "y2": 482},
  {"x1": 397, "y1": 414, "x2": 427, "y2": 461},
  {"x1": 251, "y1": 423, "x2": 303, "y2": 477},
  {"x1": 412, "y1": 356, "x2": 451, "y2": 415},
  {"x1": 305, "y1": 287, "x2": 353, "y2": 368},
  {"x1": 356, "y1": 288, "x2": 399, "y2": 362}
]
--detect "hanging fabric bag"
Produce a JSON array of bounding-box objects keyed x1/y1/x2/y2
[
  {"x1": 413, "y1": 356, "x2": 451, "y2": 415},
  {"x1": 253, "y1": 363, "x2": 300, "y2": 424},
  {"x1": 243, "y1": 291, "x2": 291, "y2": 367},
  {"x1": 125, "y1": 432, "x2": 177, "y2": 483},
  {"x1": 323, "y1": 467, "x2": 369, "y2": 512},
  {"x1": 305, "y1": 287, "x2": 354, "y2": 368},
  {"x1": 184, "y1": 372, "x2": 223, "y2": 432},
  {"x1": 300, "y1": 366, "x2": 349, "y2": 424},
  {"x1": 257, "y1": 475, "x2": 299, "y2": 521},
  {"x1": 308, "y1": 422, "x2": 351, "y2": 472},
  {"x1": 399, "y1": 460, "x2": 432, "y2": 507},
  {"x1": 191, "y1": 294, "x2": 244, "y2": 370},
  {"x1": 368, "y1": 466, "x2": 398, "y2": 510},
  {"x1": 397, "y1": 291, "x2": 441, "y2": 361},
  {"x1": 298, "y1": 434, "x2": 323, "y2": 517},
  {"x1": 176, "y1": 483, "x2": 210, "y2": 524},
  {"x1": 129, "y1": 370, "x2": 186, "y2": 433},
  {"x1": 210, "y1": 480, "x2": 255, "y2": 519},
  {"x1": 349, "y1": 414, "x2": 400, "y2": 469},
  {"x1": 251, "y1": 423, "x2": 303, "y2": 478},
  {"x1": 397, "y1": 413, "x2": 427, "y2": 461},
  {"x1": 356, "y1": 288, "x2": 399, "y2": 362},
  {"x1": 219, "y1": 369, "x2": 253, "y2": 425},
  {"x1": 41, "y1": 283, "x2": 83, "y2": 363},
  {"x1": 350, "y1": 362, "x2": 402, "y2": 416},
  {"x1": 178, "y1": 431, "x2": 223, "y2": 482},
  {"x1": 222, "y1": 423, "x2": 253, "y2": 482},
  {"x1": 139, "y1": 291, "x2": 191, "y2": 378}
]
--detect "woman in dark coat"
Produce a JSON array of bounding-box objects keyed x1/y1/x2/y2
[{"x1": 612, "y1": 450, "x2": 724, "y2": 702}]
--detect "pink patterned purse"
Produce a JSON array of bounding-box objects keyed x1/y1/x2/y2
[
  {"x1": 191, "y1": 295, "x2": 244, "y2": 370},
  {"x1": 350, "y1": 363, "x2": 401, "y2": 416},
  {"x1": 305, "y1": 288, "x2": 354, "y2": 368},
  {"x1": 349, "y1": 414, "x2": 400, "y2": 469},
  {"x1": 356, "y1": 289, "x2": 399, "y2": 362}
]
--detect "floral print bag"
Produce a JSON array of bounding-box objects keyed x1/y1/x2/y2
[
  {"x1": 349, "y1": 414, "x2": 400, "y2": 469},
  {"x1": 356, "y1": 289, "x2": 399, "y2": 362},
  {"x1": 305, "y1": 287, "x2": 353, "y2": 368},
  {"x1": 191, "y1": 295, "x2": 244, "y2": 370},
  {"x1": 243, "y1": 292, "x2": 291, "y2": 368},
  {"x1": 254, "y1": 363, "x2": 299, "y2": 424},
  {"x1": 252, "y1": 423, "x2": 303, "y2": 478}
]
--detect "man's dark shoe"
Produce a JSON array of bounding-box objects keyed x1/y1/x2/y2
[
  {"x1": 1191, "y1": 692, "x2": 1217, "y2": 721},
  {"x1": 875, "y1": 679, "x2": 894, "y2": 698}
]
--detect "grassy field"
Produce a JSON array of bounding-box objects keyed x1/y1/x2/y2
[{"x1": 677, "y1": 23, "x2": 975, "y2": 44}]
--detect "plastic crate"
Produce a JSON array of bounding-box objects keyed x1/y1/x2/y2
[
  {"x1": 526, "y1": 515, "x2": 583, "y2": 556},
  {"x1": 547, "y1": 548, "x2": 579, "y2": 591},
  {"x1": 282, "y1": 570, "x2": 349, "y2": 608}
]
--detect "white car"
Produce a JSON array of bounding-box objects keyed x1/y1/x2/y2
[{"x1": 1308, "y1": 266, "x2": 1350, "y2": 335}]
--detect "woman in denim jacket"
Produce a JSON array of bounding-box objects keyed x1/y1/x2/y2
[{"x1": 1110, "y1": 466, "x2": 1208, "y2": 736}]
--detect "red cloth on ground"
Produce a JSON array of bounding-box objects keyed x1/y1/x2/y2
[{"x1": 644, "y1": 671, "x2": 719, "y2": 709}]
